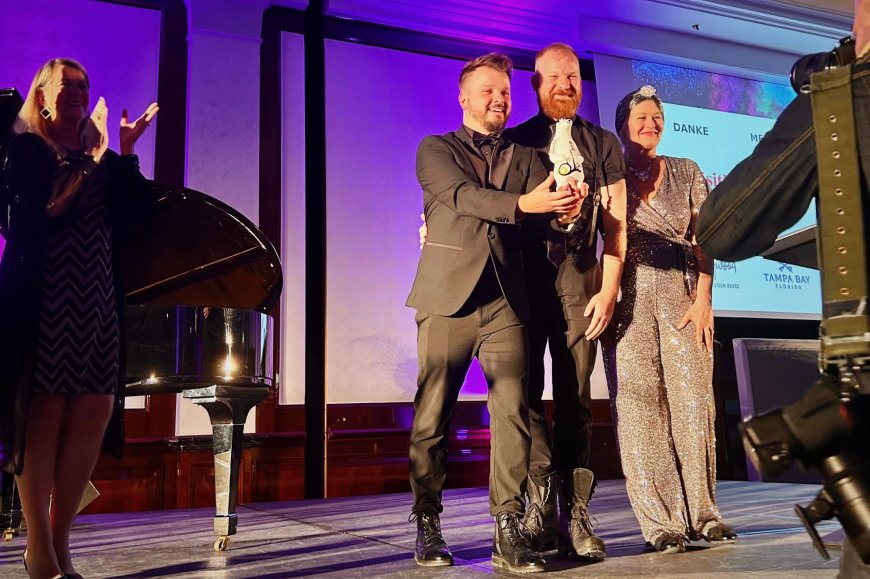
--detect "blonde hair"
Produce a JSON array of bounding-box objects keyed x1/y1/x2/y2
[{"x1": 15, "y1": 58, "x2": 90, "y2": 149}]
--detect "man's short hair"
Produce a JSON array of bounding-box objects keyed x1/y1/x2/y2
[
  {"x1": 534, "y1": 43, "x2": 579, "y2": 71},
  {"x1": 459, "y1": 52, "x2": 513, "y2": 88}
]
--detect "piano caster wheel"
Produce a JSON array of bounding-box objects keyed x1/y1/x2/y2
[{"x1": 214, "y1": 536, "x2": 230, "y2": 552}]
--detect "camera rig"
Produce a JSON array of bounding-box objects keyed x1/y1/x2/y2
[{"x1": 740, "y1": 51, "x2": 870, "y2": 565}]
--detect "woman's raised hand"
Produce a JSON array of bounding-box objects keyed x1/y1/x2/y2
[
  {"x1": 84, "y1": 96, "x2": 109, "y2": 162},
  {"x1": 119, "y1": 101, "x2": 159, "y2": 155}
]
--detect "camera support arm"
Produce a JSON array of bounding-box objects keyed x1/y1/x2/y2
[{"x1": 811, "y1": 65, "x2": 870, "y2": 375}]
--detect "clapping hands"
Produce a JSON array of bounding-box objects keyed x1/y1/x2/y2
[
  {"x1": 83, "y1": 97, "x2": 109, "y2": 163},
  {"x1": 82, "y1": 99, "x2": 159, "y2": 160}
]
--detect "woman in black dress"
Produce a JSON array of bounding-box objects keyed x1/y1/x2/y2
[{"x1": 0, "y1": 58, "x2": 157, "y2": 579}]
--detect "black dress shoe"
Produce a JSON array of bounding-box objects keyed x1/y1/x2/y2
[
  {"x1": 492, "y1": 512, "x2": 546, "y2": 573},
  {"x1": 651, "y1": 531, "x2": 686, "y2": 554},
  {"x1": 701, "y1": 521, "x2": 737, "y2": 544},
  {"x1": 413, "y1": 511, "x2": 453, "y2": 567}
]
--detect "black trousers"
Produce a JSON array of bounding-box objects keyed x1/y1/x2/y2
[
  {"x1": 409, "y1": 296, "x2": 530, "y2": 516},
  {"x1": 526, "y1": 248, "x2": 599, "y2": 483}
]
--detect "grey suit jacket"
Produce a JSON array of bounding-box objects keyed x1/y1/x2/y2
[{"x1": 406, "y1": 126, "x2": 548, "y2": 321}]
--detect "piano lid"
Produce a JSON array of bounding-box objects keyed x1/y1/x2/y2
[
  {"x1": 124, "y1": 183, "x2": 283, "y2": 313},
  {"x1": 1, "y1": 88, "x2": 24, "y2": 238}
]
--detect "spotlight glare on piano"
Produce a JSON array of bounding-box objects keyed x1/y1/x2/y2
[
  {"x1": 222, "y1": 357, "x2": 237, "y2": 380},
  {"x1": 148, "y1": 373, "x2": 157, "y2": 383}
]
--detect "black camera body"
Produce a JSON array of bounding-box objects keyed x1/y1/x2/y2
[
  {"x1": 740, "y1": 372, "x2": 870, "y2": 562},
  {"x1": 790, "y1": 36, "x2": 857, "y2": 93},
  {"x1": 741, "y1": 36, "x2": 870, "y2": 566}
]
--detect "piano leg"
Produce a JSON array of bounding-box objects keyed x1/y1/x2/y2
[
  {"x1": 182, "y1": 384, "x2": 269, "y2": 551},
  {"x1": 1, "y1": 471, "x2": 22, "y2": 541}
]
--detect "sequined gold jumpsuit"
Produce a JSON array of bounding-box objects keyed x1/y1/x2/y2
[{"x1": 603, "y1": 156, "x2": 722, "y2": 544}]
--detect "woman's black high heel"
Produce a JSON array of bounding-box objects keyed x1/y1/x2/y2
[{"x1": 22, "y1": 549, "x2": 71, "y2": 579}]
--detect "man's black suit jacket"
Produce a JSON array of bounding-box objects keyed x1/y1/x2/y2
[{"x1": 406, "y1": 126, "x2": 548, "y2": 321}]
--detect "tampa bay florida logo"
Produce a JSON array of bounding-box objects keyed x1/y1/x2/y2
[{"x1": 763, "y1": 262, "x2": 811, "y2": 290}]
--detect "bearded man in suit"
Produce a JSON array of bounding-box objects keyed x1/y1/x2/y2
[{"x1": 507, "y1": 43, "x2": 627, "y2": 559}]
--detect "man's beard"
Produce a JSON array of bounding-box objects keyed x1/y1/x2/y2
[
  {"x1": 539, "y1": 89, "x2": 580, "y2": 120},
  {"x1": 470, "y1": 106, "x2": 508, "y2": 133}
]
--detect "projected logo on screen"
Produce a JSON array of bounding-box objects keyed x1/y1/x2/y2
[{"x1": 763, "y1": 263, "x2": 811, "y2": 290}]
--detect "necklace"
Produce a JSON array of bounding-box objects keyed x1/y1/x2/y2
[{"x1": 628, "y1": 157, "x2": 657, "y2": 182}]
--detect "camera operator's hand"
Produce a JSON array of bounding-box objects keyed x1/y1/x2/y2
[{"x1": 678, "y1": 297, "x2": 714, "y2": 352}]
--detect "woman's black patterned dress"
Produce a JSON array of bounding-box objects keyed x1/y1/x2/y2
[
  {"x1": 31, "y1": 155, "x2": 120, "y2": 395},
  {"x1": 0, "y1": 133, "x2": 154, "y2": 474}
]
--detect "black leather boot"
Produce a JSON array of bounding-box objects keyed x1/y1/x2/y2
[
  {"x1": 523, "y1": 473, "x2": 559, "y2": 552},
  {"x1": 492, "y1": 512, "x2": 546, "y2": 573},
  {"x1": 413, "y1": 511, "x2": 453, "y2": 567},
  {"x1": 561, "y1": 468, "x2": 606, "y2": 559}
]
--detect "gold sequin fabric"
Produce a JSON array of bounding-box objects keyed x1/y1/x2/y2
[{"x1": 603, "y1": 156, "x2": 723, "y2": 543}]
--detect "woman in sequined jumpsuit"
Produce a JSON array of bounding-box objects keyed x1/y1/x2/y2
[{"x1": 602, "y1": 86, "x2": 736, "y2": 553}]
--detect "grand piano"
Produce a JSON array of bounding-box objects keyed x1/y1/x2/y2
[
  {"x1": 1, "y1": 84, "x2": 282, "y2": 550},
  {"x1": 122, "y1": 183, "x2": 282, "y2": 551}
]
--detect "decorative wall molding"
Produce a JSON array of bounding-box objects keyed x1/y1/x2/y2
[
  {"x1": 651, "y1": 0, "x2": 850, "y2": 36},
  {"x1": 328, "y1": 0, "x2": 572, "y2": 51},
  {"x1": 578, "y1": 15, "x2": 800, "y2": 84},
  {"x1": 327, "y1": 0, "x2": 850, "y2": 79}
]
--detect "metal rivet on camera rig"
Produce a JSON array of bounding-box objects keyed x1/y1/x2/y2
[
  {"x1": 833, "y1": 151, "x2": 840, "y2": 159},
  {"x1": 831, "y1": 132, "x2": 838, "y2": 141},
  {"x1": 838, "y1": 246, "x2": 848, "y2": 254},
  {"x1": 840, "y1": 288, "x2": 850, "y2": 296},
  {"x1": 834, "y1": 169, "x2": 842, "y2": 177},
  {"x1": 836, "y1": 208, "x2": 844, "y2": 215},
  {"x1": 835, "y1": 188, "x2": 843, "y2": 195},
  {"x1": 838, "y1": 266, "x2": 848, "y2": 274},
  {"x1": 829, "y1": 115, "x2": 837, "y2": 123},
  {"x1": 837, "y1": 226, "x2": 846, "y2": 234}
]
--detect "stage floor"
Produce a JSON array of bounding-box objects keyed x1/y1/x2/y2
[{"x1": 0, "y1": 480, "x2": 842, "y2": 578}]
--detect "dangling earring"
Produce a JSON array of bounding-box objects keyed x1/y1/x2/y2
[{"x1": 40, "y1": 107, "x2": 51, "y2": 120}]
